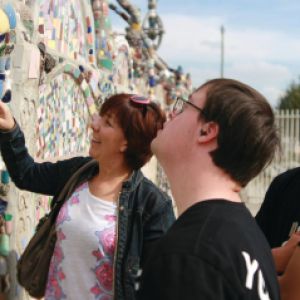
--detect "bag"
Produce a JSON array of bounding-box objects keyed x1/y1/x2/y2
[
  {"x1": 17, "y1": 159, "x2": 97, "y2": 298},
  {"x1": 279, "y1": 243, "x2": 300, "y2": 300}
]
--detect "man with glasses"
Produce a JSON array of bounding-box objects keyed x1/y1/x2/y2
[{"x1": 138, "y1": 78, "x2": 280, "y2": 299}]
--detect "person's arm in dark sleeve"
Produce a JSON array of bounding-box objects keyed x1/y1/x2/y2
[
  {"x1": 255, "y1": 173, "x2": 287, "y2": 238},
  {"x1": 0, "y1": 122, "x2": 89, "y2": 196}
]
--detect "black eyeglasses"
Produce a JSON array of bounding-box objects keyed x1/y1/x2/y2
[{"x1": 173, "y1": 96, "x2": 205, "y2": 116}]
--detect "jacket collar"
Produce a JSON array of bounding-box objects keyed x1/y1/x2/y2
[
  {"x1": 88, "y1": 159, "x2": 144, "y2": 192},
  {"x1": 121, "y1": 169, "x2": 144, "y2": 192}
]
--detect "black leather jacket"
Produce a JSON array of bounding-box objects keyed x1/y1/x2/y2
[{"x1": 0, "y1": 123, "x2": 175, "y2": 299}]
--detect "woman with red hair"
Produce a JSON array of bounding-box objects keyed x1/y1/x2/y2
[{"x1": 0, "y1": 94, "x2": 175, "y2": 300}]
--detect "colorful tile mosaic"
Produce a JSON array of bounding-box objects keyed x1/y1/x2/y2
[
  {"x1": 37, "y1": 0, "x2": 89, "y2": 61},
  {"x1": 36, "y1": 73, "x2": 90, "y2": 159},
  {"x1": 112, "y1": 42, "x2": 132, "y2": 91},
  {"x1": 92, "y1": 0, "x2": 113, "y2": 70}
]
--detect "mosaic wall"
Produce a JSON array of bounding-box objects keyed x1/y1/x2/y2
[
  {"x1": 36, "y1": 73, "x2": 90, "y2": 159},
  {"x1": 112, "y1": 38, "x2": 133, "y2": 91},
  {"x1": 37, "y1": 0, "x2": 90, "y2": 61}
]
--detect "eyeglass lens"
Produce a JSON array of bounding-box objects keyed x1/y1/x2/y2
[{"x1": 173, "y1": 98, "x2": 184, "y2": 114}]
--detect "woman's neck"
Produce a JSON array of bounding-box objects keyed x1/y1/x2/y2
[{"x1": 89, "y1": 162, "x2": 132, "y2": 202}]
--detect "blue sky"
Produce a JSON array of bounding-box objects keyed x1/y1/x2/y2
[{"x1": 110, "y1": 0, "x2": 300, "y2": 107}]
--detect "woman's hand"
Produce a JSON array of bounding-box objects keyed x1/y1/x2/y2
[{"x1": 0, "y1": 101, "x2": 15, "y2": 131}]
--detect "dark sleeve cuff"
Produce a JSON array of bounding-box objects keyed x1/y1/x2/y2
[{"x1": 0, "y1": 120, "x2": 22, "y2": 143}]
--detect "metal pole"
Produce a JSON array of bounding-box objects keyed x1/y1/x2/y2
[{"x1": 220, "y1": 25, "x2": 225, "y2": 78}]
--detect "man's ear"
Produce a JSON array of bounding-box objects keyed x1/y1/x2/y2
[{"x1": 198, "y1": 122, "x2": 219, "y2": 142}]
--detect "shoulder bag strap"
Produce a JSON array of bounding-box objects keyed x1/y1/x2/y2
[{"x1": 51, "y1": 159, "x2": 98, "y2": 213}]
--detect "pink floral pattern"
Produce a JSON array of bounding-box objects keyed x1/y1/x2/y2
[
  {"x1": 95, "y1": 260, "x2": 113, "y2": 290},
  {"x1": 90, "y1": 215, "x2": 116, "y2": 299},
  {"x1": 105, "y1": 215, "x2": 117, "y2": 222},
  {"x1": 46, "y1": 184, "x2": 117, "y2": 300},
  {"x1": 70, "y1": 194, "x2": 80, "y2": 205},
  {"x1": 75, "y1": 182, "x2": 88, "y2": 193},
  {"x1": 97, "y1": 227, "x2": 116, "y2": 256},
  {"x1": 56, "y1": 204, "x2": 70, "y2": 225},
  {"x1": 45, "y1": 229, "x2": 67, "y2": 300},
  {"x1": 45, "y1": 183, "x2": 86, "y2": 299},
  {"x1": 70, "y1": 182, "x2": 87, "y2": 204}
]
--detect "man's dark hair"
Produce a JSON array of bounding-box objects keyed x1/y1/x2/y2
[{"x1": 199, "y1": 78, "x2": 280, "y2": 187}]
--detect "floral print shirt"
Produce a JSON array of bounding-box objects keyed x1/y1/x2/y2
[{"x1": 45, "y1": 182, "x2": 117, "y2": 300}]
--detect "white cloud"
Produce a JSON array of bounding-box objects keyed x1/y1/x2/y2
[
  {"x1": 156, "y1": 13, "x2": 300, "y2": 106},
  {"x1": 227, "y1": 30, "x2": 300, "y2": 63},
  {"x1": 185, "y1": 62, "x2": 290, "y2": 107},
  {"x1": 262, "y1": 86, "x2": 285, "y2": 107},
  {"x1": 226, "y1": 62, "x2": 292, "y2": 106},
  {"x1": 159, "y1": 13, "x2": 300, "y2": 63},
  {"x1": 109, "y1": 9, "x2": 299, "y2": 107},
  {"x1": 158, "y1": 15, "x2": 225, "y2": 62}
]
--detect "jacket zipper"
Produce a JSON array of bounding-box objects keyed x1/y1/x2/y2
[{"x1": 113, "y1": 191, "x2": 121, "y2": 300}]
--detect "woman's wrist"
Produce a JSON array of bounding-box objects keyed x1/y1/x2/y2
[{"x1": 0, "y1": 118, "x2": 16, "y2": 133}]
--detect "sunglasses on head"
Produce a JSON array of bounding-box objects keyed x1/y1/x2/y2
[
  {"x1": 129, "y1": 95, "x2": 151, "y2": 117},
  {"x1": 129, "y1": 95, "x2": 151, "y2": 105}
]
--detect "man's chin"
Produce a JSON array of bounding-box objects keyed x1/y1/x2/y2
[
  {"x1": 150, "y1": 135, "x2": 159, "y2": 154},
  {"x1": 151, "y1": 137, "x2": 167, "y2": 166}
]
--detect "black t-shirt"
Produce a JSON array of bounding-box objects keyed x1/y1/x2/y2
[
  {"x1": 138, "y1": 199, "x2": 280, "y2": 300},
  {"x1": 256, "y1": 167, "x2": 300, "y2": 248}
]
